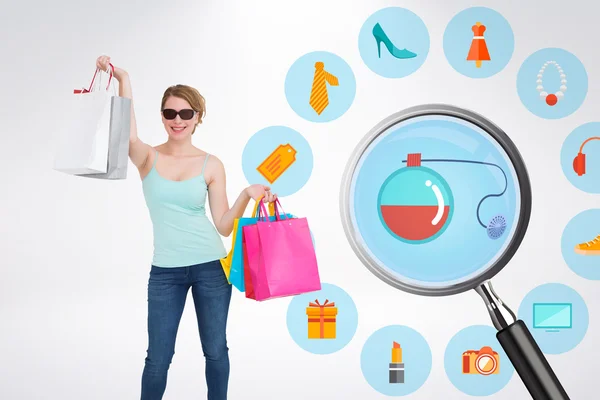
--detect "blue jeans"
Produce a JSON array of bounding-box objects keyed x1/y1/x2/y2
[{"x1": 141, "y1": 259, "x2": 232, "y2": 400}]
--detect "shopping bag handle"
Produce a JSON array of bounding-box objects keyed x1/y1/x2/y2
[
  {"x1": 272, "y1": 198, "x2": 290, "y2": 221},
  {"x1": 89, "y1": 63, "x2": 114, "y2": 91},
  {"x1": 257, "y1": 199, "x2": 285, "y2": 223},
  {"x1": 74, "y1": 63, "x2": 115, "y2": 94},
  {"x1": 257, "y1": 201, "x2": 270, "y2": 222},
  {"x1": 251, "y1": 196, "x2": 275, "y2": 218}
]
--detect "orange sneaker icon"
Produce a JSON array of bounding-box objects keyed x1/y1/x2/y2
[{"x1": 575, "y1": 234, "x2": 600, "y2": 255}]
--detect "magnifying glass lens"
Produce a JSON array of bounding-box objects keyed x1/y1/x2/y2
[{"x1": 346, "y1": 113, "x2": 521, "y2": 293}]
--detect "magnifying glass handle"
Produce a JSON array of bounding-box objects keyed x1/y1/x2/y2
[{"x1": 497, "y1": 320, "x2": 570, "y2": 400}]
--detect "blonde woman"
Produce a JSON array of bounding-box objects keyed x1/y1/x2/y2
[{"x1": 95, "y1": 55, "x2": 276, "y2": 400}]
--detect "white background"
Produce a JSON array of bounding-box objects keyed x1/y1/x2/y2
[{"x1": 1, "y1": 0, "x2": 599, "y2": 398}]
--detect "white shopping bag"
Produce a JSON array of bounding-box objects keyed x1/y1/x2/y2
[{"x1": 54, "y1": 66, "x2": 117, "y2": 175}]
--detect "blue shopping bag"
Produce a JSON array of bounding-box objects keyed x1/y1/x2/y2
[{"x1": 228, "y1": 199, "x2": 293, "y2": 292}]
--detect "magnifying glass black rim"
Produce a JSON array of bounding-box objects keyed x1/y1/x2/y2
[{"x1": 339, "y1": 103, "x2": 532, "y2": 297}]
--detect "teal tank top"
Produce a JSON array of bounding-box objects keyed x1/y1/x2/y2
[{"x1": 142, "y1": 150, "x2": 227, "y2": 267}]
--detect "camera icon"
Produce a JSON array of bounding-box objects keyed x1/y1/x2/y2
[{"x1": 462, "y1": 346, "x2": 500, "y2": 375}]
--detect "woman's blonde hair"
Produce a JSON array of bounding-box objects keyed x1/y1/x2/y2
[{"x1": 161, "y1": 84, "x2": 206, "y2": 134}]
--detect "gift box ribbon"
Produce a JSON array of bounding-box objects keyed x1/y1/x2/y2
[{"x1": 308, "y1": 299, "x2": 336, "y2": 338}]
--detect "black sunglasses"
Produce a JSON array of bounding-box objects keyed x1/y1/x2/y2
[{"x1": 161, "y1": 109, "x2": 197, "y2": 120}]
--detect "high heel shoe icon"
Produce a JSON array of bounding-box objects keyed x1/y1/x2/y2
[{"x1": 372, "y1": 23, "x2": 417, "y2": 59}]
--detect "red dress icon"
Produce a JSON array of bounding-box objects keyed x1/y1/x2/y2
[{"x1": 467, "y1": 22, "x2": 491, "y2": 68}]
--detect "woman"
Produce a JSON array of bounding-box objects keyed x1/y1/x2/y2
[{"x1": 95, "y1": 55, "x2": 276, "y2": 400}]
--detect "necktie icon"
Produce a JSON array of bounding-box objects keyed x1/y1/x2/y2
[{"x1": 309, "y1": 61, "x2": 339, "y2": 115}]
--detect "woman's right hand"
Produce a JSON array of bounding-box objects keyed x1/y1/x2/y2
[{"x1": 96, "y1": 55, "x2": 127, "y2": 81}]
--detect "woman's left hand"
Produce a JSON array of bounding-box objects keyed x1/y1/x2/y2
[
  {"x1": 263, "y1": 190, "x2": 277, "y2": 203},
  {"x1": 245, "y1": 184, "x2": 277, "y2": 203}
]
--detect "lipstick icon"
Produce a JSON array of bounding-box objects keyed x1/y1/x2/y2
[{"x1": 389, "y1": 341, "x2": 404, "y2": 384}]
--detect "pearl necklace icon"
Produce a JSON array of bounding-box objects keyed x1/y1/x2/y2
[{"x1": 536, "y1": 61, "x2": 567, "y2": 106}]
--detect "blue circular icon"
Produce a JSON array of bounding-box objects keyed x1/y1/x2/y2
[
  {"x1": 361, "y1": 325, "x2": 431, "y2": 396},
  {"x1": 443, "y1": 7, "x2": 514, "y2": 78},
  {"x1": 518, "y1": 283, "x2": 589, "y2": 354},
  {"x1": 560, "y1": 122, "x2": 600, "y2": 193},
  {"x1": 350, "y1": 114, "x2": 519, "y2": 287},
  {"x1": 242, "y1": 126, "x2": 313, "y2": 197},
  {"x1": 284, "y1": 51, "x2": 356, "y2": 122},
  {"x1": 358, "y1": 7, "x2": 430, "y2": 78},
  {"x1": 444, "y1": 325, "x2": 514, "y2": 396},
  {"x1": 561, "y1": 209, "x2": 600, "y2": 279},
  {"x1": 286, "y1": 283, "x2": 358, "y2": 354},
  {"x1": 517, "y1": 48, "x2": 588, "y2": 119}
]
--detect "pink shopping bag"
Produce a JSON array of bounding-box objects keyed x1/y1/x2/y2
[{"x1": 243, "y1": 199, "x2": 321, "y2": 301}]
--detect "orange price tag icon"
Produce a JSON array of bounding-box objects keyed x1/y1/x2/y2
[{"x1": 257, "y1": 143, "x2": 297, "y2": 184}]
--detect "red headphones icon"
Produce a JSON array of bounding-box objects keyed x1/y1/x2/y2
[{"x1": 573, "y1": 137, "x2": 600, "y2": 176}]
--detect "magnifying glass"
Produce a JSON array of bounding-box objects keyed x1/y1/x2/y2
[{"x1": 340, "y1": 104, "x2": 569, "y2": 400}]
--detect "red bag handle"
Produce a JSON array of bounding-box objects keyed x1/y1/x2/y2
[
  {"x1": 257, "y1": 200, "x2": 269, "y2": 222},
  {"x1": 257, "y1": 198, "x2": 290, "y2": 222},
  {"x1": 74, "y1": 63, "x2": 115, "y2": 94}
]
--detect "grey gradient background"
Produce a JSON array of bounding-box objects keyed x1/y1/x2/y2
[{"x1": 2, "y1": 0, "x2": 599, "y2": 398}]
